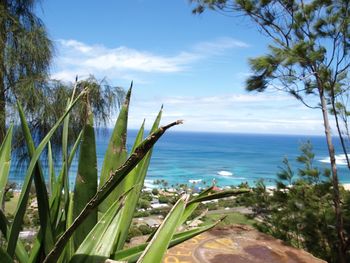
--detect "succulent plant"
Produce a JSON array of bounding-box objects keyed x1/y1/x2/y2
[{"x1": 0, "y1": 83, "x2": 249, "y2": 263}]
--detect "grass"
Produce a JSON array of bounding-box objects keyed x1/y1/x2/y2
[{"x1": 204, "y1": 212, "x2": 256, "y2": 227}]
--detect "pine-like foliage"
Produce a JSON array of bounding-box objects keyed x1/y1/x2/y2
[{"x1": 245, "y1": 142, "x2": 350, "y2": 262}]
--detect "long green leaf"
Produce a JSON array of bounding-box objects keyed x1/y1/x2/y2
[
  {"x1": 62, "y1": 99, "x2": 71, "y2": 224},
  {"x1": 108, "y1": 123, "x2": 145, "y2": 251},
  {"x1": 112, "y1": 219, "x2": 221, "y2": 263},
  {"x1": 137, "y1": 195, "x2": 187, "y2": 263},
  {"x1": 17, "y1": 102, "x2": 55, "y2": 257},
  {"x1": 61, "y1": 193, "x2": 75, "y2": 263},
  {"x1": 0, "y1": 124, "x2": 13, "y2": 206},
  {"x1": 113, "y1": 108, "x2": 163, "y2": 251},
  {"x1": 180, "y1": 186, "x2": 213, "y2": 226},
  {"x1": 0, "y1": 247, "x2": 12, "y2": 263},
  {"x1": 73, "y1": 109, "x2": 97, "y2": 248},
  {"x1": 70, "y1": 192, "x2": 126, "y2": 263},
  {"x1": 44, "y1": 120, "x2": 182, "y2": 263},
  {"x1": 7, "y1": 90, "x2": 86, "y2": 257},
  {"x1": 187, "y1": 188, "x2": 250, "y2": 205},
  {"x1": 0, "y1": 209, "x2": 28, "y2": 263},
  {"x1": 146, "y1": 186, "x2": 214, "y2": 243},
  {"x1": 50, "y1": 130, "x2": 83, "y2": 228},
  {"x1": 26, "y1": 117, "x2": 82, "y2": 263},
  {"x1": 48, "y1": 141, "x2": 56, "y2": 195},
  {"x1": 98, "y1": 86, "x2": 131, "y2": 213}
]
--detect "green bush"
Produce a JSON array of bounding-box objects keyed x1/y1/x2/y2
[
  {"x1": 218, "y1": 198, "x2": 237, "y2": 208},
  {"x1": 127, "y1": 227, "x2": 143, "y2": 242},
  {"x1": 134, "y1": 210, "x2": 151, "y2": 218},
  {"x1": 158, "y1": 195, "x2": 170, "y2": 204},
  {"x1": 150, "y1": 207, "x2": 171, "y2": 217},
  {"x1": 204, "y1": 202, "x2": 218, "y2": 211},
  {"x1": 138, "y1": 199, "x2": 151, "y2": 209},
  {"x1": 152, "y1": 188, "x2": 159, "y2": 195},
  {"x1": 140, "y1": 192, "x2": 153, "y2": 201},
  {"x1": 158, "y1": 195, "x2": 176, "y2": 204},
  {"x1": 138, "y1": 224, "x2": 153, "y2": 235}
]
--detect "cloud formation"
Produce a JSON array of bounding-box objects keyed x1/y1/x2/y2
[
  {"x1": 125, "y1": 92, "x2": 325, "y2": 135},
  {"x1": 50, "y1": 38, "x2": 326, "y2": 135},
  {"x1": 51, "y1": 37, "x2": 249, "y2": 81}
]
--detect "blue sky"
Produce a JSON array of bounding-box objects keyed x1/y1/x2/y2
[{"x1": 36, "y1": 0, "x2": 325, "y2": 135}]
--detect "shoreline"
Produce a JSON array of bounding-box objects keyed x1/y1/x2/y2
[{"x1": 9, "y1": 182, "x2": 350, "y2": 193}]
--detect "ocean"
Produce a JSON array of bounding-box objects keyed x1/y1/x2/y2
[{"x1": 8, "y1": 130, "x2": 350, "y2": 189}]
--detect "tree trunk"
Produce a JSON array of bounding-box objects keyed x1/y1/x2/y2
[
  {"x1": 0, "y1": 1, "x2": 6, "y2": 144},
  {"x1": 330, "y1": 90, "x2": 350, "y2": 169},
  {"x1": 0, "y1": 75, "x2": 5, "y2": 145},
  {"x1": 319, "y1": 88, "x2": 347, "y2": 263}
]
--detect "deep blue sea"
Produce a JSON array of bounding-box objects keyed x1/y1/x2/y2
[{"x1": 8, "y1": 130, "x2": 350, "y2": 189}]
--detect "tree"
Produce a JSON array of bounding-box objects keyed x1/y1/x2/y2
[
  {"x1": 0, "y1": 0, "x2": 52, "y2": 143},
  {"x1": 252, "y1": 142, "x2": 347, "y2": 262},
  {"x1": 16, "y1": 75, "x2": 126, "y2": 148},
  {"x1": 191, "y1": 1, "x2": 350, "y2": 261},
  {"x1": 0, "y1": 2, "x2": 125, "y2": 152}
]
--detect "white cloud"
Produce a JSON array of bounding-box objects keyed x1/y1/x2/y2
[
  {"x1": 122, "y1": 92, "x2": 326, "y2": 135},
  {"x1": 51, "y1": 37, "x2": 249, "y2": 81},
  {"x1": 194, "y1": 37, "x2": 250, "y2": 54}
]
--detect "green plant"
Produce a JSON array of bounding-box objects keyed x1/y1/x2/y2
[
  {"x1": 134, "y1": 210, "x2": 151, "y2": 218},
  {"x1": 127, "y1": 227, "x2": 143, "y2": 242},
  {"x1": 251, "y1": 142, "x2": 348, "y2": 262},
  {"x1": 137, "y1": 199, "x2": 151, "y2": 209},
  {"x1": 138, "y1": 225, "x2": 153, "y2": 235},
  {"x1": 140, "y1": 192, "x2": 153, "y2": 201},
  {"x1": 158, "y1": 195, "x2": 170, "y2": 204},
  {"x1": 0, "y1": 85, "x2": 249, "y2": 263}
]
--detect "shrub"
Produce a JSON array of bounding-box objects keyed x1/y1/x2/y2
[
  {"x1": 158, "y1": 195, "x2": 170, "y2": 204},
  {"x1": 134, "y1": 210, "x2": 151, "y2": 218},
  {"x1": 138, "y1": 224, "x2": 153, "y2": 235},
  {"x1": 204, "y1": 202, "x2": 219, "y2": 211},
  {"x1": 138, "y1": 199, "x2": 151, "y2": 209},
  {"x1": 140, "y1": 192, "x2": 153, "y2": 201},
  {"x1": 127, "y1": 227, "x2": 143, "y2": 242},
  {"x1": 152, "y1": 188, "x2": 159, "y2": 195},
  {"x1": 150, "y1": 207, "x2": 171, "y2": 217}
]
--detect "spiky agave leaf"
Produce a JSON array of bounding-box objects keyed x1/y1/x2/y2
[
  {"x1": 7, "y1": 89, "x2": 86, "y2": 257},
  {"x1": 98, "y1": 86, "x2": 131, "y2": 213},
  {"x1": 137, "y1": 195, "x2": 188, "y2": 263},
  {"x1": 70, "y1": 191, "x2": 128, "y2": 263},
  {"x1": 73, "y1": 105, "x2": 98, "y2": 249},
  {"x1": 0, "y1": 124, "x2": 13, "y2": 206},
  {"x1": 43, "y1": 120, "x2": 183, "y2": 263},
  {"x1": 110, "y1": 107, "x2": 163, "y2": 251},
  {"x1": 112, "y1": 219, "x2": 222, "y2": 262}
]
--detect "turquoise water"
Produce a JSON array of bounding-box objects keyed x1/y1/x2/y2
[{"x1": 9, "y1": 130, "x2": 350, "y2": 189}]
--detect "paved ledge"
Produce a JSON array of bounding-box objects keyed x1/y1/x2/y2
[{"x1": 164, "y1": 225, "x2": 326, "y2": 263}]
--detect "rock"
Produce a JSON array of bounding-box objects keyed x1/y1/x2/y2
[{"x1": 164, "y1": 225, "x2": 326, "y2": 263}]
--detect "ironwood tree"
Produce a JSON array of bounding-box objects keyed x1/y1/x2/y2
[
  {"x1": 191, "y1": 0, "x2": 350, "y2": 261},
  {"x1": 0, "y1": 0, "x2": 52, "y2": 143}
]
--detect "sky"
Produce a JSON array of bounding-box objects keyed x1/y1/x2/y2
[{"x1": 36, "y1": 0, "x2": 326, "y2": 135}]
